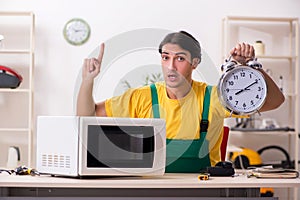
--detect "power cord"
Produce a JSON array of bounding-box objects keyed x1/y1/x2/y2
[
  {"x1": 0, "y1": 169, "x2": 13, "y2": 175},
  {"x1": 0, "y1": 166, "x2": 40, "y2": 176}
]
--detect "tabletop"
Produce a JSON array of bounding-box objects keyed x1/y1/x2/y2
[{"x1": 1, "y1": 173, "x2": 300, "y2": 189}]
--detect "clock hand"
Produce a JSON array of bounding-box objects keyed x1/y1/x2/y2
[
  {"x1": 234, "y1": 88, "x2": 250, "y2": 95},
  {"x1": 235, "y1": 80, "x2": 258, "y2": 95},
  {"x1": 244, "y1": 79, "x2": 258, "y2": 90},
  {"x1": 74, "y1": 29, "x2": 85, "y2": 32}
]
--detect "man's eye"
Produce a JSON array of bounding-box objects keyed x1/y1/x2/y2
[
  {"x1": 177, "y1": 56, "x2": 185, "y2": 61},
  {"x1": 162, "y1": 55, "x2": 169, "y2": 61}
]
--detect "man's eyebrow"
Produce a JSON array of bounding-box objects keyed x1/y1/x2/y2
[{"x1": 161, "y1": 51, "x2": 187, "y2": 56}]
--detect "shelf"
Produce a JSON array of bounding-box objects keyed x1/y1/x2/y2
[
  {"x1": 0, "y1": 49, "x2": 31, "y2": 54},
  {"x1": 222, "y1": 16, "x2": 299, "y2": 176},
  {"x1": 223, "y1": 16, "x2": 299, "y2": 200},
  {"x1": 0, "y1": 89, "x2": 30, "y2": 93},
  {"x1": 0, "y1": 128, "x2": 29, "y2": 132},
  {"x1": 256, "y1": 55, "x2": 297, "y2": 60},
  {"x1": 0, "y1": 11, "x2": 35, "y2": 167},
  {"x1": 0, "y1": 12, "x2": 34, "y2": 17},
  {"x1": 230, "y1": 131, "x2": 298, "y2": 137},
  {"x1": 231, "y1": 127, "x2": 295, "y2": 133},
  {"x1": 224, "y1": 16, "x2": 298, "y2": 22},
  {"x1": 222, "y1": 55, "x2": 297, "y2": 61}
]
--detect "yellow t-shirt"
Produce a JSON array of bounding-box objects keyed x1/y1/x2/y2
[{"x1": 104, "y1": 81, "x2": 231, "y2": 166}]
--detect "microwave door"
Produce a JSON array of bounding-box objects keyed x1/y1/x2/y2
[{"x1": 79, "y1": 123, "x2": 155, "y2": 176}]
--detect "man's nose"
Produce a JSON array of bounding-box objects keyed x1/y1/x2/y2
[{"x1": 167, "y1": 58, "x2": 176, "y2": 70}]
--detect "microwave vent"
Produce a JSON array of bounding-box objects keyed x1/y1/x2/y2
[{"x1": 41, "y1": 154, "x2": 71, "y2": 168}]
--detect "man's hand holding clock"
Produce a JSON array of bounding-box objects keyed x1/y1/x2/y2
[
  {"x1": 217, "y1": 43, "x2": 285, "y2": 115},
  {"x1": 230, "y1": 43, "x2": 255, "y2": 65}
]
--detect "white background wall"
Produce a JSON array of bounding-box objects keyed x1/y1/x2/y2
[
  {"x1": 1, "y1": 0, "x2": 299, "y2": 116},
  {"x1": 1, "y1": 0, "x2": 300, "y2": 198}
]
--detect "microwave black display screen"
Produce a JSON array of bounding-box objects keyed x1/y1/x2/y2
[{"x1": 87, "y1": 125, "x2": 154, "y2": 168}]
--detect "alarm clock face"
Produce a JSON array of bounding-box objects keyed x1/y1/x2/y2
[
  {"x1": 63, "y1": 18, "x2": 90, "y2": 46},
  {"x1": 218, "y1": 66, "x2": 267, "y2": 115}
]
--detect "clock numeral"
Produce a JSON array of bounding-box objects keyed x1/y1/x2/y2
[
  {"x1": 240, "y1": 72, "x2": 245, "y2": 77},
  {"x1": 229, "y1": 96, "x2": 233, "y2": 100},
  {"x1": 235, "y1": 101, "x2": 238, "y2": 105},
  {"x1": 258, "y1": 86, "x2": 262, "y2": 91},
  {"x1": 226, "y1": 88, "x2": 230, "y2": 93},
  {"x1": 250, "y1": 100, "x2": 254, "y2": 105},
  {"x1": 256, "y1": 95, "x2": 260, "y2": 99},
  {"x1": 249, "y1": 74, "x2": 253, "y2": 79},
  {"x1": 228, "y1": 81, "x2": 234, "y2": 86},
  {"x1": 233, "y1": 75, "x2": 238, "y2": 80}
]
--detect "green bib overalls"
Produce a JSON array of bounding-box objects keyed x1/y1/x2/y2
[{"x1": 150, "y1": 84, "x2": 212, "y2": 173}]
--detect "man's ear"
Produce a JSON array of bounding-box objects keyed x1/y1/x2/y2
[{"x1": 192, "y1": 58, "x2": 200, "y2": 69}]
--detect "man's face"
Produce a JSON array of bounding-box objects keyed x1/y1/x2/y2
[{"x1": 160, "y1": 43, "x2": 196, "y2": 89}]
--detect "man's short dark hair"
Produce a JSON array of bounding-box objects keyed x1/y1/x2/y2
[{"x1": 159, "y1": 31, "x2": 201, "y2": 63}]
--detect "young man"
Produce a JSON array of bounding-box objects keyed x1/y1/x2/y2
[{"x1": 77, "y1": 31, "x2": 284, "y2": 172}]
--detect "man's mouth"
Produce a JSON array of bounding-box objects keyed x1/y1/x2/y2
[{"x1": 167, "y1": 74, "x2": 178, "y2": 81}]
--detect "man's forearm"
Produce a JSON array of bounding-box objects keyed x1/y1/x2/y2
[
  {"x1": 76, "y1": 81, "x2": 96, "y2": 116},
  {"x1": 259, "y1": 68, "x2": 285, "y2": 112}
]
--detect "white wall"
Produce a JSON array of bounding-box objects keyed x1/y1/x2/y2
[{"x1": 1, "y1": 0, "x2": 299, "y2": 116}]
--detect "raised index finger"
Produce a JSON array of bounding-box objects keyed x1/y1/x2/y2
[{"x1": 97, "y1": 43, "x2": 105, "y2": 63}]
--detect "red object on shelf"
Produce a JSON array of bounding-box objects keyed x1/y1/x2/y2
[{"x1": 0, "y1": 65, "x2": 23, "y2": 88}]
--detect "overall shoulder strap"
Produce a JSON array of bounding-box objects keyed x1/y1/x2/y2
[
  {"x1": 198, "y1": 85, "x2": 213, "y2": 168},
  {"x1": 150, "y1": 83, "x2": 160, "y2": 118},
  {"x1": 200, "y1": 85, "x2": 212, "y2": 133}
]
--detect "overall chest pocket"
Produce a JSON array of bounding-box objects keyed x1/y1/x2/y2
[{"x1": 165, "y1": 137, "x2": 211, "y2": 173}]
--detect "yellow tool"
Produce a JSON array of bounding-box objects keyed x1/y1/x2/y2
[
  {"x1": 198, "y1": 173, "x2": 209, "y2": 181},
  {"x1": 14, "y1": 166, "x2": 40, "y2": 176}
]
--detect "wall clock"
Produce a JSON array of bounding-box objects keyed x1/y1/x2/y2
[
  {"x1": 63, "y1": 18, "x2": 91, "y2": 46},
  {"x1": 217, "y1": 57, "x2": 267, "y2": 115}
]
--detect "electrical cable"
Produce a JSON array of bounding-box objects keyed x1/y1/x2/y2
[{"x1": 257, "y1": 145, "x2": 292, "y2": 169}]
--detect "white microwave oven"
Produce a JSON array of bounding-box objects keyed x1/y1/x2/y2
[{"x1": 36, "y1": 116, "x2": 166, "y2": 177}]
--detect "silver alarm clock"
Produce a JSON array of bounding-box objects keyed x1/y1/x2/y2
[{"x1": 217, "y1": 57, "x2": 267, "y2": 115}]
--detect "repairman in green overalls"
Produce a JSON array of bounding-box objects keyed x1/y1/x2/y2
[{"x1": 77, "y1": 31, "x2": 284, "y2": 173}]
